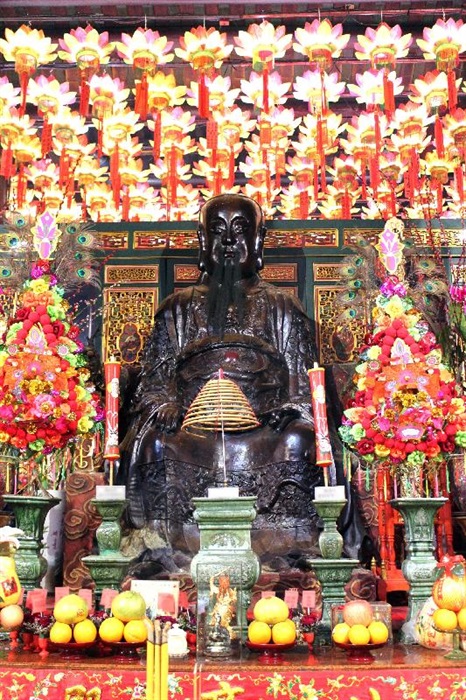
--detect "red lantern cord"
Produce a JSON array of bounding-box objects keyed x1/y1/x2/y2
[
  {"x1": 447, "y1": 70, "x2": 457, "y2": 111},
  {"x1": 262, "y1": 67, "x2": 270, "y2": 114},
  {"x1": 198, "y1": 73, "x2": 209, "y2": 119},
  {"x1": 434, "y1": 115, "x2": 445, "y2": 158},
  {"x1": 455, "y1": 164, "x2": 464, "y2": 203},
  {"x1": 135, "y1": 73, "x2": 149, "y2": 120},
  {"x1": 79, "y1": 69, "x2": 91, "y2": 118},
  {"x1": 41, "y1": 117, "x2": 52, "y2": 157},
  {"x1": 0, "y1": 146, "x2": 14, "y2": 178},
  {"x1": 110, "y1": 145, "x2": 121, "y2": 207},
  {"x1": 152, "y1": 112, "x2": 162, "y2": 161},
  {"x1": 299, "y1": 189, "x2": 309, "y2": 219}
]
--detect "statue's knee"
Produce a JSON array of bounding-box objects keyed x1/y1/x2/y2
[{"x1": 273, "y1": 420, "x2": 315, "y2": 462}]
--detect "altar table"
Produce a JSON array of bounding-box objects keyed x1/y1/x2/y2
[{"x1": 1, "y1": 644, "x2": 464, "y2": 700}]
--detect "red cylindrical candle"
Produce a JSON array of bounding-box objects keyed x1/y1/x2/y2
[
  {"x1": 308, "y1": 365, "x2": 333, "y2": 468},
  {"x1": 104, "y1": 357, "x2": 121, "y2": 464}
]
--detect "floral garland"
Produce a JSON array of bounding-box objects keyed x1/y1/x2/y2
[
  {"x1": 339, "y1": 276, "x2": 466, "y2": 483},
  {"x1": 0, "y1": 258, "x2": 103, "y2": 479}
]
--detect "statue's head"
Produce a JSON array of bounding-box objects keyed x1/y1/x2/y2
[{"x1": 197, "y1": 193, "x2": 266, "y2": 278}]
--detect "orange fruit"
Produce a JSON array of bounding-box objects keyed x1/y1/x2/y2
[
  {"x1": 432, "y1": 608, "x2": 458, "y2": 632},
  {"x1": 50, "y1": 621, "x2": 73, "y2": 644},
  {"x1": 368, "y1": 620, "x2": 389, "y2": 644},
  {"x1": 271, "y1": 618, "x2": 296, "y2": 645},
  {"x1": 348, "y1": 624, "x2": 371, "y2": 645},
  {"x1": 73, "y1": 618, "x2": 97, "y2": 644},
  {"x1": 99, "y1": 616, "x2": 125, "y2": 643},
  {"x1": 247, "y1": 620, "x2": 272, "y2": 644},
  {"x1": 457, "y1": 608, "x2": 466, "y2": 631},
  {"x1": 332, "y1": 622, "x2": 350, "y2": 644},
  {"x1": 253, "y1": 597, "x2": 289, "y2": 625},
  {"x1": 123, "y1": 619, "x2": 148, "y2": 644}
]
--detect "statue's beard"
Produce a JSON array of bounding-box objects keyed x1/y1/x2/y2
[{"x1": 206, "y1": 251, "x2": 245, "y2": 338}]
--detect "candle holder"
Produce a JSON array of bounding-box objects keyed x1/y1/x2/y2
[
  {"x1": 313, "y1": 498, "x2": 346, "y2": 559},
  {"x1": 83, "y1": 496, "x2": 130, "y2": 595}
]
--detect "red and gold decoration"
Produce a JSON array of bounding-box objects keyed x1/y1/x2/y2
[
  {"x1": 308, "y1": 365, "x2": 333, "y2": 484},
  {"x1": 103, "y1": 357, "x2": 120, "y2": 465},
  {"x1": 0, "y1": 18, "x2": 464, "y2": 221}
]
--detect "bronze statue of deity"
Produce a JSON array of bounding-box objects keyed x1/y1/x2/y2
[{"x1": 118, "y1": 194, "x2": 357, "y2": 573}]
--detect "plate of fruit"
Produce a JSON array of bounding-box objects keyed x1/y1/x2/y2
[
  {"x1": 49, "y1": 594, "x2": 98, "y2": 658},
  {"x1": 98, "y1": 591, "x2": 148, "y2": 660},
  {"x1": 246, "y1": 596, "x2": 296, "y2": 662},
  {"x1": 331, "y1": 601, "x2": 391, "y2": 663}
]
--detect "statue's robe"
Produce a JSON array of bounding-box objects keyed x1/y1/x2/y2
[{"x1": 119, "y1": 274, "x2": 355, "y2": 567}]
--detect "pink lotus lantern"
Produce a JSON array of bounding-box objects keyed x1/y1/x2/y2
[{"x1": 417, "y1": 18, "x2": 466, "y2": 110}]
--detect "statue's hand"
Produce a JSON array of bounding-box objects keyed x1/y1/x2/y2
[
  {"x1": 262, "y1": 406, "x2": 301, "y2": 432},
  {"x1": 155, "y1": 401, "x2": 184, "y2": 433}
]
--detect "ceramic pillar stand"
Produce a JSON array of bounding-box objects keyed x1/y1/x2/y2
[
  {"x1": 307, "y1": 558, "x2": 359, "y2": 645},
  {"x1": 191, "y1": 496, "x2": 261, "y2": 638},
  {"x1": 3, "y1": 494, "x2": 60, "y2": 590},
  {"x1": 390, "y1": 496, "x2": 447, "y2": 644},
  {"x1": 83, "y1": 498, "x2": 131, "y2": 595},
  {"x1": 313, "y1": 499, "x2": 346, "y2": 559}
]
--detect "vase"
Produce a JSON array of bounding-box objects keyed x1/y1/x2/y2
[
  {"x1": 390, "y1": 496, "x2": 447, "y2": 644},
  {"x1": 3, "y1": 494, "x2": 60, "y2": 590},
  {"x1": 82, "y1": 498, "x2": 131, "y2": 595},
  {"x1": 312, "y1": 499, "x2": 346, "y2": 558}
]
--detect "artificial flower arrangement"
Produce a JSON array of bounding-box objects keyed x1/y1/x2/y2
[
  {"x1": 0, "y1": 211, "x2": 104, "y2": 492},
  {"x1": 338, "y1": 219, "x2": 466, "y2": 495}
]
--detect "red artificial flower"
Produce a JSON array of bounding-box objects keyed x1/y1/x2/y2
[{"x1": 355, "y1": 438, "x2": 375, "y2": 454}]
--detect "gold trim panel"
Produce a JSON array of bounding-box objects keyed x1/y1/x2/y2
[
  {"x1": 105, "y1": 265, "x2": 159, "y2": 284},
  {"x1": 314, "y1": 286, "x2": 365, "y2": 365},
  {"x1": 261, "y1": 263, "x2": 298, "y2": 282},
  {"x1": 95, "y1": 231, "x2": 129, "y2": 249},
  {"x1": 313, "y1": 263, "x2": 344, "y2": 282},
  {"x1": 102, "y1": 287, "x2": 157, "y2": 363}
]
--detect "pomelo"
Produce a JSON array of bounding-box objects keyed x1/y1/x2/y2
[
  {"x1": 111, "y1": 591, "x2": 146, "y2": 622},
  {"x1": 253, "y1": 596, "x2": 289, "y2": 625},
  {"x1": 53, "y1": 594, "x2": 88, "y2": 625}
]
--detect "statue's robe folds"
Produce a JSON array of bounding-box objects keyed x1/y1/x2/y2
[{"x1": 119, "y1": 274, "x2": 327, "y2": 566}]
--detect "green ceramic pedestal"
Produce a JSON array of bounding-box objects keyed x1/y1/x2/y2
[
  {"x1": 390, "y1": 497, "x2": 447, "y2": 644},
  {"x1": 3, "y1": 494, "x2": 60, "y2": 590},
  {"x1": 307, "y1": 558, "x2": 359, "y2": 645},
  {"x1": 83, "y1": 498, "x2": 131, "y2": 595},
  {"x1": 191, "y1": 496, "x2": 261, "y2": 637}
]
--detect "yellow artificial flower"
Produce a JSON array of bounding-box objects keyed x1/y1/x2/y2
[
  {"x1": 75, "y1": 385, "x2": 87, "y2": 401},
  {"x1": 0, "y1": 432, "x2": 10, "y2": 442},
  {"x1": 451, "y1": 398, "x2": 466, "y2": 414},
  {"x1": 29, "y1": 278, "x2": 49, "y2": 294},
  {"x1": 384, "y1": 295, "x2": 405, "y2": 319},
  {"x1": 367, "y1": 346, "x2": 382, "y2": 360},
  {"x1": 77, "y1": 416, "x2": 94, "y2": 433},
  {"x1": 375, "y1": 444, "x2": 391, "y2": 458}
]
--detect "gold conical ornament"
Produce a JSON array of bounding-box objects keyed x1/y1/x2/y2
[{"x1": 182, "y1": 368, "x2": 260, "y2": 433}]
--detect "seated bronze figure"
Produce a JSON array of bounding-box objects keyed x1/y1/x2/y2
[{"x1": 118, "y1": 194, "x2": 359, "y2": 571}]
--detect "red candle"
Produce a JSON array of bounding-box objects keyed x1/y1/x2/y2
[
  {"x1": 308, "y1": 365, "x2": 333, "y2": 469},
  {"x1": 104, "y1": 357, "x2": 121, "y2": 469}
]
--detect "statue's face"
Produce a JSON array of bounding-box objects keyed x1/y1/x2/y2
[{"x1": 200, "y1": 196, "x2": 263, "y2": 278}]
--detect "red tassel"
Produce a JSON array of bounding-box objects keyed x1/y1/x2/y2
[
  {"x1": 262, "y1": 67, "x2": 269, "y2": 114},
  {"x1": 0, "y1": 146, "x2": 14, "y2": 178},
  {"x1": 153, "y1": 112, "x2": 162, "y2": 161},
  {"x1": 436, "y1": 180, "x2": 443, "y2": 215},
  {"x1": 370, "y1": 156, "x2": 379, "y2": 195},
  {"x1": 374, "y1": 110, "x2": 381, "y2": 158},
  {"x1": 389, "y1": 188, "x2": 397, "y2": 218},
  {"x1": 121, "y1": 188, "x2": 130, "y2": 220},
  {"x1": 207, "y1": 119, "x2": 218, "y2": 167},
  {"x1": 435, "y1": 115, "x2": 445, "y2": 158},
  {"x1": 79, "y1": 70, "x2": 90, "y2": 118},
  {"x1": 361, "y1": 165, "x2": 367, "y2": 200},
  {"x1": 383, "y1": 72, "x2": 395, "y2": 118},
  {"x1": 198, "y1": 73, "x2": 209, "y2": 119},
  {"x1": 168, "y1": 146, "x2": 178, "y2": 203},
  {"x1": 19, "y1": 71, "x2": 29, "y2": 117},
  {"x1": 213, "y1": 168, "x2": 222, "y2": 196},
  {"x1": 16, "y1": 164, "x2": 26, "y2": 209},
  {"x1": 59, "y1": 150, "x2": 70, "y2": 189},
  {"x1": 110, "y1": 145, "x2": 121, "y2": 207},
  {"x1": 313, "y1": 162, "x2": 319, "y2": 201},
  {"x1": 135, "y1": 73, "x2": 148, "y2": 120},
  {"x1": 342, "y1": 190, "x2": 351, "y2": 219},
  {"x1": 97, "y1": 123, "x2": 103, "y2": 159},
  {"x1": 41, "y1": 117, "x2": 52, "y2": 157},
  {"x1": 299, "y1": 189, "x2": 309, "y2": 219},
  {"x1": 455, "y1": 165, "x2": 464, "y2": 203},
  {"x1": 228, "y1": 150, "x2": 235, "y2": 188},
  {"x1": 447, "y1": 70, "x2": 457, "y2": 111}
]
